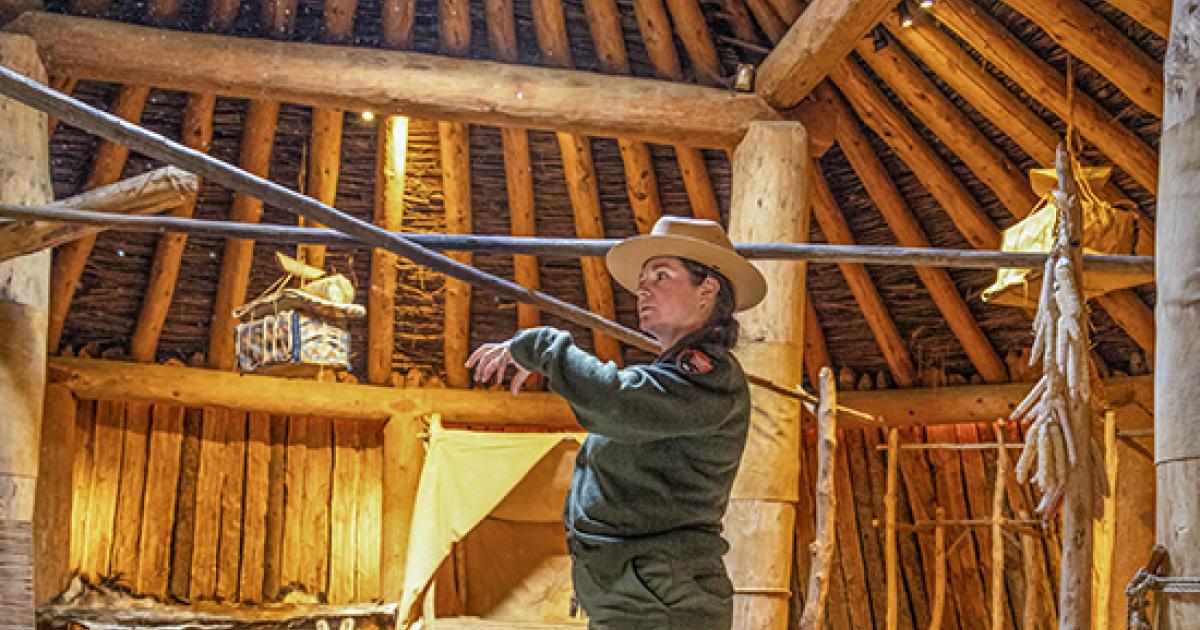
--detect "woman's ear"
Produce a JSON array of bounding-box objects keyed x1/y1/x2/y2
[{"x1": 700, "y1": 276, "x2": 720, "y2": 302}]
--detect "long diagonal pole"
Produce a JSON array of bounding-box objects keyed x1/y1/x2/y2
[{"x1": 0, "y1": 62, "x2": 664, "y2": 352}]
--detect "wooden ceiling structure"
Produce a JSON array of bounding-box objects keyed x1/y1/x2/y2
[{"x1": 2, "y1": 0, "x2": 1162, "y2": 390}]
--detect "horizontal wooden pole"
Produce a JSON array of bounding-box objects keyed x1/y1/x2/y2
[
  {"x1": 0, "y1": 203, "x2": 1157, "y2": 276},
  {"x1": 0, "y1": 166, "x2": 196, "y2": 261},
  {"x1": 4, "y1": 11, "x2": 777, "y2": 149},
  {"x1": 49, "y1": 357, "x2": 1153, "y2": 429}
]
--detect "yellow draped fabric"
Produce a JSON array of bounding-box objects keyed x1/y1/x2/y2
[
  {"x1": 398, "y1": 416, "x2": 586, "y2": 628},
  {"x1": 982, "y1": 166, "x2": 1148, "y2": 308}
]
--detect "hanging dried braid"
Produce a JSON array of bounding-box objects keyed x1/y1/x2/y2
[{"x1": 679, "y1": 258, "x2": 740, "y2": 349}]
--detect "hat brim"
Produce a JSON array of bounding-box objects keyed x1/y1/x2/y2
[{"x1": 605, "y1": 234, "x2": 767, "y2": 312}]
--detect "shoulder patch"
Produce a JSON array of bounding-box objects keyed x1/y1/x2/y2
[{"x1": 676, "y1": 348, "x2": 714, "y2": 375}]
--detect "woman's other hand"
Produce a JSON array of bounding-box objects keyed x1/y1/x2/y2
[{"x1": 465, "y1": 339, "x2": 533, "y2": 395}]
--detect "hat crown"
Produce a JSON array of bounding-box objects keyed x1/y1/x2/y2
[{"x1": 650, "y1": 217, "x2": 734, "y2": 251}]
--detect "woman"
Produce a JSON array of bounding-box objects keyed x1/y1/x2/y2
[{"x1": 466, "y1": 216, "x2": 766, "y2": 630}]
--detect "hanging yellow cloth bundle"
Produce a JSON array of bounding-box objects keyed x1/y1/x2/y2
[{"x1": 981, "y1": 166, "x2": 1146, "y2": 308}]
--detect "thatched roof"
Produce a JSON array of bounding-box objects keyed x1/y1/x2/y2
[{"x1": 36, "y1": 0, "x2": 1159, "y2": 386}]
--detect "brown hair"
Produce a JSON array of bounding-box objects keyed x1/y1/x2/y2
[{"x1": 679, "y1": 258, "x2": 740, "y2": 349}]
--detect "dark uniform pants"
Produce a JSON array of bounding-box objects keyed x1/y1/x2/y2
[{"x1": 571, "y1": 549, "x2": 734, "y2": 630}]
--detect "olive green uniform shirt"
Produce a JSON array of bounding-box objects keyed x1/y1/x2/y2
[{"x1": 510, "y1": 326, "x2": 751, "y2": 557}]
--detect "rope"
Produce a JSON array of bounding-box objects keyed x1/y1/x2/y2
[{"x1": 1125, "y1": 545, "x2": 1200, "y2": 629}]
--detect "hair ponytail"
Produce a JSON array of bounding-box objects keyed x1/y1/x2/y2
[{"x1": 679, "y1": 258, "x2": 740, "y2": 349}]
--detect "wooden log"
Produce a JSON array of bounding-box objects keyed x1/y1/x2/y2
[
  {"x1": 558, "y1": 133, "x2": 622, "y2": 362},
  {"x1": 833, "y1": 427, "x2": 873, "y2": 629},
  {"x1": 381, "y1": 414, "x2": 425, "y2": 600},
  {"x1": 832, "y1": 96, "x2": 1007, "y2": 384},
  {"x1": 1002, "y1": 0, "x2": 1163, "y2": 116},
  {"x1": 810, "y1": 155, "x2": 916, "y2": 387},
  {"x1": 168, "y1": 408, "x2": 202, "y2": 600},
  {"x1": 1092, "y1": 411, "x2": 1117, "y2": 630},
  {"x1": 81, "y1": 401, "x2": 125, "y2": 579},
  {"x1": 617, "y1": 139, "x2": 662, "y2": 233},
  {"x1": 869, "y1": 428, "x2": 924, "y2": 628},
  {"x1": 884, "y1": 428, "x2": 899, "y2": 630},
  {"x1": 717, "y1": 0, "x2": 760, "y2": 43},
  {"x1": 0, "y1": 33, "x2": 49, "y2": 630},
  {"x1": 301, "y1": 417, "x2": 332, "y2": 595},
  {"x1": 296, "y1": 106, "x2": 344, "y2": 270},
  {"x1": 1106, "y1": 0, "x2": 1170, "y2": 37},
  {"x1": 368, "y1": 116, "x2": 408, "y2": 385},
  {"x1": 830, "y1": 61, "x2": 999, "y2": 250},
  {"x1": 929, "y1": 507, "x2": 947, "y2": 630},
  {"x1": 956, "y1": 423, "x2": 1001, "y2": 626},
  {"x1": 662, "y1": 0, "x2": 722, "y2": 85},
  {"x1": 130, "y1": 99, "x2": 215, "y2": 363},
  {"x1": 207, "y1": 99, "x2": 280, "y2": 370},
  {"x1": 137, "y1": 404, "x2": 184, "y2": 599},
  {"x1": 261, "y1": 415, "x2": 287, "y2": 600},
  {"x1": 8, "y1": 12, "x2": 779, "y2": 150},
  {"x1": 355, "y1": 422, "x2": 384, "y2": 601},
  {"x1": 798, "y1": 368, "x2": 837, "y2": 630},
  {"x1": 727, "y1": 121, "x2": 807, "y2": 630},
  {"x1": 239, "y1": 411, "x2": 271, "y2": 602},
  {"x1": 110, "y1": 402, "x2": 150, "y2": 582},
  {"x1": 742, "y1": 0, "x2": 787, "y2": 44},
  {"x1": 323, "y1": 0, "x2": 358, "y2": 44},
  {"x1": 925, "y1": 424, "x2": 989, "y2": 626},
  {"x1": 630, "y1": 0, "x2": 681, "y2": 80},
  {"x1": 1055, "y1": 145, "x2": 1094, "y2": 630},
  {"x1": 990, "y1": 424, "x2": 1009, "y2": 630},
  {"x1": 438, "y1": 121, "x2": 474, "y2": 386},
  {"x1": 854, "y1": 39, "x2": 1038, "y2": 219},
  {"x1": 260, "y1": 0, "x2": 298, "y2": 37},
  {"x1": 754, "y1": 0, "x2": 895, "y2": 107},
  {"x1": 1155, "y1": 31, "x2": 1200, "y2": 626},
  {"x1": 847, "y1": 430, "x2": 888, "y2": 626},
  {"x1": 676, "y1": 147, "x2": 720, "y2": 222},
  {"x1": 33, "y1": 385, "x2": 76, "y2": 605},
  {"x1": 280, "y1": 417, "x2": 309, "y2": 588},
  {"x1": 329, "y1": 419, "x2": 361, "y2": 604},
  {"x1": 190, "y1": 409, "x2": 226, "y2": 599},
  {"x1": 1094, "y1": 291, "x2": 1156, "y2": 356},
  {"x1": 45, "y1": 82, "x2": 148, "y2": 351},
  {"x1": 216, "y1": 413, "x2": 248, "y2": 600},
  {"x1": 0, "y1": 166, "x2": 198, "y2": 263},
  {"x1": 802, "y1": 294, "x2": 829, "y2": 389},
  {"x1": 502, "y1": 127, "x2": 543, "y2": 335},
  {"x1": 918, "y1": 0, "x2": 1160, "y2": 193},
  {"x1": 381, "y1": 0, "x2": 416, "y2": 49}
]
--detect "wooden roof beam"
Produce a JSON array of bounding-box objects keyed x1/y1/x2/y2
[
  {"x1": 754, "y1": 0, "x2": 896, "y2": 108},
  {"x1": 1001, "y1": 0, "x2": 1163, "y2": 117},
  {"x1": 926, "y1": 0, "x2": 1159, "y2": 193},
  {"x1": 662, "y1": 0, "x2": 724, "y2": 85},
  {"x1": 1106, "y1": 0, "x2": 1170, "y2": 38},
  {"x1": 852, "y1": 39, "x2": 1039, "y2": 219},
  {"x1": 830, "y1": 61, "x2": 1000, "y2": 250},
  {"x1": 7, "y1": 12, "x2": 777, "y2": 150},
  {"x1": 830, "y1": 94, "x2": 1008, "y2": 384},
  {"x1": 809, "y1": 155, "x2": 917, "y2": 387},
  {"x1": 46, "y1": 82, "x2": 149, "y2": 351}
]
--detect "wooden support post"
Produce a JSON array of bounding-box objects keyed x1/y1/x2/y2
[
  {"x1": 381, "y1": 0, "x2": 416, "y2": 49},
  {"x1": 1002, "y1": 0, "x2": 1163, "y2": 116},
  {"x1": 368, "y1": 115, "x2": 408, "y2": 385},
  {"x1": 1155, "y1": 6, "x2": 1200, "y2": 624},
  {"x1": 46, "y1": 82, "x2": 148, "y2": 351},
  {"x1": 809, "y1": 155, "x2": 916, "y2": 388},
  {"x1": 0, "y1": 166, "x2": 197, "y2": 262},
  {"x1": 1055, "y1": 145, "x2": 1094, "y2": 630},
  {"x1": 439, "y1": 121, "x2": 473, "y2": 386},
  {"x1": 799, "y1": 367, "x2": 837, "y2": 630},
  {"x1": 381, "y1": 414, "x2": 425, "y2": 600},
  {"x1": 33, "y1": 384, "x2": 75, "y2": 605},
  {"x1": 207, "y1": 99, "x2": 280, "y2": 370},
  {"x1": 930, "y1": 507, "x2": 947, "y2": 630},
  {"x1": 831, "y1": 95, "x2": 1007, "y2": 384},
  {"x1": 297, "y1": 107, "x2": 343, "y2": 270},
  {"x1": 726, "y1": 121, "x2": 807, "y2": 630},
  {"x1": 884, "y1": 427, "x2": 899, "y2": 630},
  {"x1": 1092, "y1": 410, "x2": 1118, "y2": 630},
  {"x1": 0, "y1": 32, "x2": 49, "y2": 630},
  {"x1": 990, "y1": 423, "x2": 1009, "y2": 630},
  {"x1": 803, "y1": 296, "x2": 829, "y2": 388}
]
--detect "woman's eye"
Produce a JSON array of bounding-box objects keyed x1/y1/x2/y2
[{"x1": 657, "y1": 271, "x2": 668, "y2": 281}]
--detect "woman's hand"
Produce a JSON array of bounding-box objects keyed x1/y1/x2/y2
[{"x1": 465, "y1": 339, "x2": 533, "y2": 395}]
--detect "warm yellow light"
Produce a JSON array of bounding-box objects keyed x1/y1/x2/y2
[
  {"x1": 918, "y1": 0, "x2": 933, "y2": 8},
  {"x1": 361, "y1": 110, "x2": 376, "y2": 122}
]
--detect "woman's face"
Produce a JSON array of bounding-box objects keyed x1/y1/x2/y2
[{"x1": 636, "y1": 257, "x2": 718, "y2": 344}]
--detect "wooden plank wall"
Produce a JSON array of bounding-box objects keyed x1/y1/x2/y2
[
  {"x1": 61, "y1": 398, "x2": 385, "y2": 604},
  {"x1": 794, "y1": 424, "x2": 1063, "y2": 630}
]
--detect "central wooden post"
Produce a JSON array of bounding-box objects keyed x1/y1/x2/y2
[
  {"x1": 1156, "y1": 2, "x2": 1200, "y2": 626},
  {"x1": 0, "y1": 32, "x2": 51, "y2": 630},
  {"x1": 725, "y1": 121, "x2": 808, "y2": 629}
]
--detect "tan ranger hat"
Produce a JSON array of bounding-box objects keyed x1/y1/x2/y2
[{"x1": 605, "y1": 216, "x2": 767, "y2": 312}]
